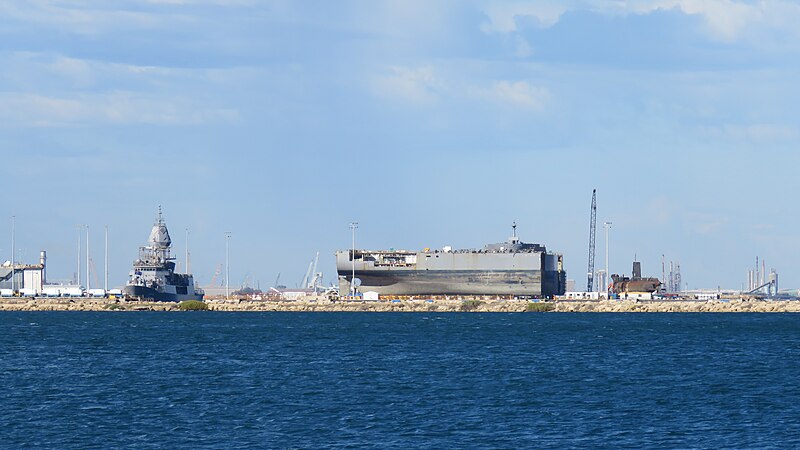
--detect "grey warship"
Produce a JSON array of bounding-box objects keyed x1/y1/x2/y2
[
  {"x1": 336, "y1": 224, "x2": 566, "y2": 298},
  {"x1": 122, "y1": 208, "x2": 204, "y2": 302}
]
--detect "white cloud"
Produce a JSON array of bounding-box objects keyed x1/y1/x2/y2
[
  {"x1": 142, "y1": 0, "x2": 256, "y2": 4},
  {"x1": 0, "y1": 52, "x2": 254, "y2": 123},
  {"x1": 0, "y1": 0, "x2": 190, "y2": 36},
  {"x1": 370, "y1": 67, "x2": 444, "y2": 106},
  {"x1": 479, "y1": 0, "x2": 800, "y2": 42},
  {"x1": 370, "y1": 66, "x2": 550, "y2": 112},
  {"x1": 512, "y1": 35, "x2": 534, "y2": 58},
  {"x1": 350, "y1": 0, "x2": 459, "y2": 40},
  {"x1": 624, "y1": 0, "x2": 761, "y2": 42},
  {"x1": 0, "y1": 92, "x2": 239, "y2": 127},
  {"x1": 44, "y1": 56, "x2": 96, "y2": 87},
  {"x1": 477, "y1": 80, "x2": 549, "y2": 111},
  {"x1": 684, "y1": 211, "x2": 728, "y2": 235},
  {"x1": 698, "y1": 123, "x2": 799, "y2": 143},
  {"x1": 480, "y1": 1, "x2": 568, "y2": 33}
]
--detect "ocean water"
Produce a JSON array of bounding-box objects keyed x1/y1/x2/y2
[{"x1": 1, "y1": 312, "x2": 799, "y2": 449}]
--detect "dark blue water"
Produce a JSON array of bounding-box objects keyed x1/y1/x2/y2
[{"x1": 1, "y1": 313, "x2": 799, "y2": 448}]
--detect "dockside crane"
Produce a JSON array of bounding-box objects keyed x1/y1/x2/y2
[
  {"x1": 308, "y1": 252, "x2": 320, "y2": 291},
  {"x1": 587, "y1": 189, "x2": 597, "y2": 292},
  {"x1": 301, "y1": 252, "x2": 321, "y2": 290},
  {"x1": 207, "y1": 263, "x2": 222, "y2": 288}
]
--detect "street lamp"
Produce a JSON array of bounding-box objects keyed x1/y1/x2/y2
[
  {"x1": 104, "y1": 225, "x2": 108, "y2": 291},
  {"x1": 604, "y1": 221, "x2": 612, "y2": 297},
  {"x1": 185, "y1": 228, "x2": 190, "y2": 274},
  {"x1": 10, "y1": 215, "x2": 15, "y2": 295},
  {"x1": 76, "y1": 225, "x2": 82, "y2": 287},
  {"x1": 86, "y1": 225, "x2": 90, "y2": 291},
  {"x1": 225, "y1": 232, "x2": 231, "y2": 300},
  {"x1": 349, "y1": 222, "x2": 358, "y2": 297}
]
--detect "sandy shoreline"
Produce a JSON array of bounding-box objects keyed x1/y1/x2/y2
[{"x1": 0, "y1": 298, "x2": 799, "y2": 313}]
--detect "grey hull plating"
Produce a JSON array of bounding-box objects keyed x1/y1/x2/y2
[
  {"x1": 122, "y1": 285, "x2": 203, "y2": 302},
  {"x1": 341, "y1": 269, "x2": 561, "y2": 296},
  {"x1": 335, "y1": 228, "x2": 567, "y2": 297},
  {"x1": 123, "y1": 209, "x2": 204, "y2": 302}
]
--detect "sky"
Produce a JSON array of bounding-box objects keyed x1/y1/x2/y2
[{"x1": 2, "y1": 0, "x2": 800, "y2": 291}]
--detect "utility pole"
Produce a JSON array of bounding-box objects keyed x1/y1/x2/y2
[
  {"x1": 86, "y1": 225, "x2": 90, "y2": 291},
  {"x1": 185, "y1": 228, "x2": 190, "y2": 274},
  {"x1": 104, "y1": 225, "x2": 108, "y2": 291},
  {"x1": 76, "y1": 225, "x2": 82, "y2": 286},
  {"x1": 11, "y1": 215, "x2": 15, "y2": 295},
  {"x1": 225, "y1": 232, "x2": 231, "y2": 300},
  {"x1": 349, "y1": 222, "x2": 358, "y2": 297},
  {"x1": 604, "y1": 221, "x2": 612, "y2": 297}
]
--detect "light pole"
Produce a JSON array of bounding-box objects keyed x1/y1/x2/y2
[
  {"x1": 104, "y1": 225, "x2": 108, "y2": 291},
  {"x1": 76, "y1": 225, "x2": 82, "y2": 286},
  {"x1": 225, "y1": 232, "x2": 231, "y2": 300},
  {"x1": 10, "y1": 215, "x2": 15, "y2": 295},
  {"x1": 185, "y1": 228, "x2": 190, "y2": 274},
  {"x1": 604, "y1": 221, "x2": 612, "y2": 297},
  {"x1": 86, "y1": 225, "x2": 90, "y2": 291},
  {"x1": 349, "y1": 222, "x2": 358, "y2": 297}
]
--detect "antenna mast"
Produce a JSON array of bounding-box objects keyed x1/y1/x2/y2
[{"x1": 587, "y1": 189, "x2": 597, "y2": 292}]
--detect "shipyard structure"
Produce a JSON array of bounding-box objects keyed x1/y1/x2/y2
[{"x1": 336, "y1": 225, "x2": 566, "y2": 298}]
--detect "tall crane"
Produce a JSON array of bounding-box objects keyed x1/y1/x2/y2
[
  {"x1": 308, "y1": 252, "x2": 320, "y2": 291},
  {"x1": 301, "y1": 252, "x2": 320, "y2": 290},
  {"x1": 207, "y1": 263, "x2": 223, "y2": 288},
  {"x1": 587, "y1": 189, "x2": 597, "y2": 292}
]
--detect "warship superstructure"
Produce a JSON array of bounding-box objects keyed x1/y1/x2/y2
[
  {"x1": 336, "y1": 224, "x2": 566, "y2": 297},
  {"x1": 122, "y1": 208, "x2": 203, "y2": 302}
]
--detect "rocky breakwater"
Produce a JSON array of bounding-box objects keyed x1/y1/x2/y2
[
  {"x1": 0, "y1": 298, "x2": 179, "y2": 311},
  {"x1": 1, "y1": 298, "x2": 799, "y2": 313},
  {"x1": 0, "y1": 298, "x2": 532, "y2": 312},
  {"x1": 550, "y1": 299, "x2": 800, "y2": 313},
  {"x1": 205, "y1": 298, "x2": 532, "y2": 312}
]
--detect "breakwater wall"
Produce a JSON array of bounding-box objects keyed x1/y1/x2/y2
[{"x1": 1, "y1": 298, "x2": 799, "y2": 312}]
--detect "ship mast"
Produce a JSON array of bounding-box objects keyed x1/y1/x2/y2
[
  {"x1": 141, "y1": 205, "x2": 173, "y2": 265},
  {"x1": 510, "y1": 221, "x2": 519, "y2": 244}
]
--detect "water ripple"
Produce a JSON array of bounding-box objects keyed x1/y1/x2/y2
[{"x1": 1, "y1": 312, "x2": 799, "y2": 448}]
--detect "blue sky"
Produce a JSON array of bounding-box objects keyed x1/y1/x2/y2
[{"x1": 2, "y1": 0, "x2": 799, "y2": 291}]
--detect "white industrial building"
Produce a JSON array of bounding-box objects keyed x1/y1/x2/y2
[{"x1": 1, "y1": 250, "x2": 93, "y2": 298}]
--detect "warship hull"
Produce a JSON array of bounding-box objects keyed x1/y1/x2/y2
[
  {"x1": 123, "y1": 208, "x2": 204, "y2": 303},
  {"x1": 122, "y1": 285, "x2": 203, "y2": 302}
]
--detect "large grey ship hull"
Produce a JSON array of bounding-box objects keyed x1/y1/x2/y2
[
  {"x1": 336, "y1": 229, "x2": 566, "y2": 298},
  {"x1": 122, "y1": 285, "x2": 203, "y2": 302},
  {"x1": 344, "y1": 269, "x2": 560, "y2": 296}
]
